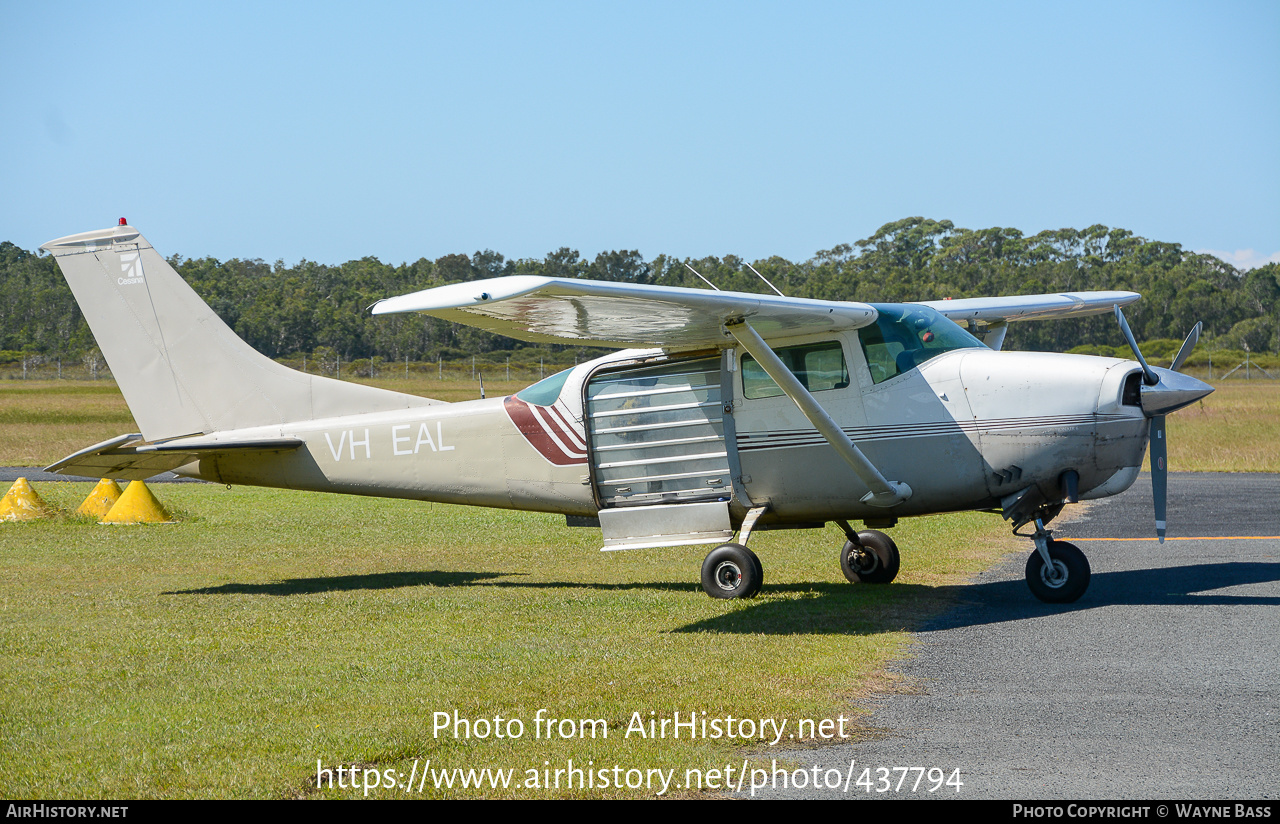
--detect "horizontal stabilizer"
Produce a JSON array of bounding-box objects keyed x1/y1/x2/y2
[
  {"x1": 372, "y1": 276, "x2": 878, "y2": 348},
  {"x1": 45, "y1": 433, "x2": 304, "y2": 481}
]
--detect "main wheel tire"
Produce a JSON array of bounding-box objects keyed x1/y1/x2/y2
[
  {"x1": 840, "y1": 529, "x2": 901, "y2": 584},
  {"x1": 744, "y1": 546, "x2": 764, "y2": 591},
  {"x1": 701, "y1": 543, "x2": 763, "y2": 599},
  {"x1": 1025, "y1": 540, "x2": 1090, "y2": 603}
]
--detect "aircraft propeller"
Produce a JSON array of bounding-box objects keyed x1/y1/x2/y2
[{"x1": 1113, "y1": 307, "x2": 1212, "y2": 541}]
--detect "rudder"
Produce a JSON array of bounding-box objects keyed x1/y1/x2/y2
[{"x1": 42, "y1": 222, "x2": 440, "y2": 441}]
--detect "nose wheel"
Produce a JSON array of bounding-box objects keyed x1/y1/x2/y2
[{"x1": 1023, "y1": 520, "x2": 1090, "y2": 603}]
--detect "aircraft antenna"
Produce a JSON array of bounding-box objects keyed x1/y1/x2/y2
[
  {"x1": 745, "y1": 263, "x2": 786, "y2": 297},
  {"x1": 682, "y1": 262, "x2": 721, "y2": 291},
  {"x1": 479, "y1": 371, "x2": 485, "y2": 399}
]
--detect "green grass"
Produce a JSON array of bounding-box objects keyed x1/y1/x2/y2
[
  {"x1": 1155, "y1": 382, "x2": 1280, "y2": 472},
  {"x1": 0, "y1": 382, "x2": 138, "y2": 467},
  {"x1": 1, "y1": 485, "x2": 1016, "y2": 798},
  {"x1": 2, "y1": 372, "x2": 1274, "y2": 797},
  {"x1": 0, "y1": 378, "x2": 521, "y2": 466}
]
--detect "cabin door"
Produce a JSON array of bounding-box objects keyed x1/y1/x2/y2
[{"x1": 584, "y1": 356, "x2": 733, "y2": 509}]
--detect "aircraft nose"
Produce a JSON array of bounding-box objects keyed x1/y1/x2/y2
[{"x1": 1140, "y1": 366, "x2": 1214, "y2": 417}]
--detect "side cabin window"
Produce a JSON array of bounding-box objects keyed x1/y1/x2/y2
[
  {"x1": 516, "y1": 367, "x2": 573, "y2": 406},
  {"x1": 742, "y1": 340, "x2": 849, "y2": 400},
  {"x1": 857, "y1": 304, "x2": 986, "y2": 385}
]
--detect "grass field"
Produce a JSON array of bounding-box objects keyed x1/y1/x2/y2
[
  {"x1": 1157, "y1": 381, "x2": 1280, "y2": 472},
  {"x1": 1, "y1": 375, "x2": 1275, "y2": 797},
  {"x1": 0, "y1": 377, "x2": 534, "y2": 468},
  {"x1": 1, "y1": 485, "x2": 1016, "y2": 798}
]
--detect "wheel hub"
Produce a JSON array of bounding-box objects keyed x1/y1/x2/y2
[
  {"x1": 853, "y1": 548, "x2": 880, "y2": 574},
  {"x1": 713, "y1": 561, "x2": 742, "y2": 591},
  {"x1": 1039, "y1": 559, "x2": 1068, "y2": 588}
]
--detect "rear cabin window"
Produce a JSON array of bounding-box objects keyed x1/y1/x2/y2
[
  {"x1": 742, "y1": 340, "x2": 849, "y2": 400},
  {"x1": 516, "y1": 367, "x2": 573, "y2": 406}
]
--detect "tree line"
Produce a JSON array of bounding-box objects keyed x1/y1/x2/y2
[{"x1": 3, "y1": 217, "x2": 1277, "y2": 371}]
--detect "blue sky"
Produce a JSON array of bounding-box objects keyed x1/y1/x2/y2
[{"x1": 2, "y1": 1, "x2": 1277, "y2": 270}]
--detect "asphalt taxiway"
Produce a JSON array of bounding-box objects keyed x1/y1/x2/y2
[{"x1": 753, "y1": 472, "x2": 1279, "y2": 799}]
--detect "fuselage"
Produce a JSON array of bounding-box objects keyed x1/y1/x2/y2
[{"x1": 176, "y1": 330, "x2": 1151, "y2": 528}]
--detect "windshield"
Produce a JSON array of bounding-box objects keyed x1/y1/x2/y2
[{"x1": 857, "y1": 304, "x2": 986, "y2": 384}]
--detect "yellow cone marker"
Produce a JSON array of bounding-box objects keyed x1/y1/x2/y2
[
  {"x1": 77, "y1": 478, "x2": 123, "y2": 519},
  {"x1": 100, "y1": 481, "x2": 173, "y2": 524},
  {"x1": 0, "y1": 478, "x2": 56, "y2": 522}
]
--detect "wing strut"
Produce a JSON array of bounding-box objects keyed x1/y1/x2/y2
[{"x1": 723, "y1": 319, "x2": 911, "y2": 508}]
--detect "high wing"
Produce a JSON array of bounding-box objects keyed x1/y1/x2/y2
[
  {"x1": 917, "y1": 291, "x2": 1140, "y2": 350},
  {"x1": 373, "y1": 275, "x2": 1140, "y2": 350},
  {"x1": 371, "y1": 276, "x2": 878, "y2": 348},
  {"x1": 918, "y1": 291, "x2": 1140, "y2": 324}
]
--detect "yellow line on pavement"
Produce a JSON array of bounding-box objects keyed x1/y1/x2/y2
[{"x1": 1065, "y1": 536, "x2": 1280, "y2": 542}]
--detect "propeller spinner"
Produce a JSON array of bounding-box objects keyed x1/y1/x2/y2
[{"x1": 1113, "y1": 307, "x2": 1214, "y2": 541}]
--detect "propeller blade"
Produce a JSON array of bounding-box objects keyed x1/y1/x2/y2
[
  {"x1": 1170, "y1": 321, "x2": 1203, "y2": 373},
  {"x1": 1151, "y1": 414, "x2": 1168, "y2": 543},
  {"x1": 1114, "y1": 306, "x2": 1159, "y2": 386}
]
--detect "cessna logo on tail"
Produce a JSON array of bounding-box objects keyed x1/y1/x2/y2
[{"x1": 118, "y1": 252, "x2": 145, "y2": 285}]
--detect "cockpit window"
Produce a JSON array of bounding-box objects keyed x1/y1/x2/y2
[
  {"x1": 858, "y1": 304, "x2": 985, "y2": 384},
  {"x1": 742, "y1": 340, "x2": 849, "y2": 399},
  {"x1": 516, "y1": 367, "x2": 573, "y2": 406}
]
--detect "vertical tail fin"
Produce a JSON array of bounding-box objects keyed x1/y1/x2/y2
[{"x1": 42, "y1": 223, "x2": 440, "y2": 441}]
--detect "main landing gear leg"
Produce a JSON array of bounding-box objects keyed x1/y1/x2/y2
[
  {"x1": 1023, "y1": 518, "x2": 1090, "y2": 603},
  {"x1": 836, "y1": 519, "x2": 901, "y2": 585},
  {"x1": 700, "y1": 506, "x2": 767, "y2": 600}
]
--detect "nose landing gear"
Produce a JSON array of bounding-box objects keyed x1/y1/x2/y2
[{"x1": 1023, "y1": 518, "x2": 1090, "y2": 603}]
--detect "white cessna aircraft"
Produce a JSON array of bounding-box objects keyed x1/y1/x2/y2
[{"x1": 42, "y1": 221, "x2": 1213, "y2": 603}]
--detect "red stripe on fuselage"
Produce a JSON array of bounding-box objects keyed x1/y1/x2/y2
[
  {"x1": 544, "y1": 403, "x2": 588, "y2": 450},
  {"x1": 504, "y1": 396, "x2": 588, "y2": 466},
  {"x1": 531, "y1": 404, "x2": 588, "y2": 458}
]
